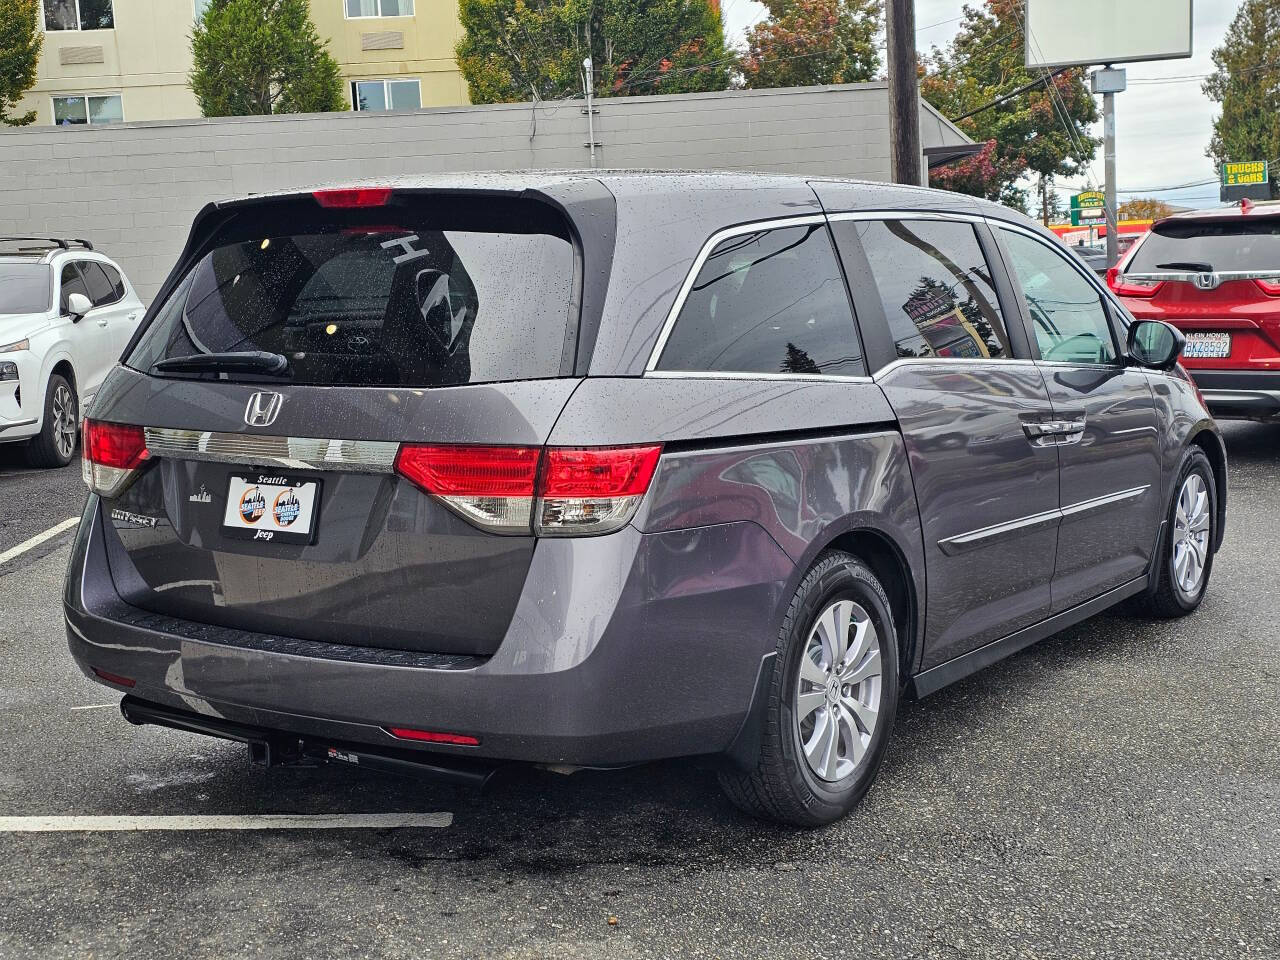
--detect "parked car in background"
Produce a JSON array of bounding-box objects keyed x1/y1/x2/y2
[
  {"x1": 1109, "y1": 202, "x2": 1280, "y2": 421},
  {"x1": 0, "y1": 239, "x2": 145, "y2": 466},
  {"x1": 66, "y1": 174, "x2": 1224, "y2": 826}
]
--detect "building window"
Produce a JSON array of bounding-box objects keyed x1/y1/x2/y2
[
  {"x1": 43, "y1": 0, "x2": 114, "y2": 31},
  {"x1": 52, "y1": 94, "x2": 123, "y2": 126},
  {"x1": 193, "y1": 0, "x2": 211, "y2": 22},
  {"x1": 351, "y1": 79, "x2": 421, "y2": 112},
  {"x1": 345, "y1": 0, "x2": 414, "y2": 18}
]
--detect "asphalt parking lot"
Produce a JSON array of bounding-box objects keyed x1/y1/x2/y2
[{"x1": 0, "y1": 425, "x2": 1276, "y2": 960}]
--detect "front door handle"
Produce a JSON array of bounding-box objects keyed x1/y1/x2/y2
[
  {"x1": 1023, "y1": 417, "x2": 1087, "y2": 445},
  {"x1": 96, "y1": 318, "x2": 109, "y2": 327}
]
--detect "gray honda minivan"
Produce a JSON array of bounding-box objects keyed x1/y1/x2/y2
[{"x1": 66, "y1": 173, "x2": 1225, "y2": 826}]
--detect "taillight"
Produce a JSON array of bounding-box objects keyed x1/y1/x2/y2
[
  {"x1": 91, "y1": 667, "x2": 136, "y2": 688},
  {"x1": 82, "y1": 419, "x2": 149, "y2": 498},
  {"x1": 537, "y1": 445, "x2": 663, "y2": 536},
  {"x1": 394, "y1": 443, "x2": 663, "y2": 536},
  {"x1": 1255, "y1": 278, "x2": 1280, "y2": 296},
  {"x1": 1107, "y1": 268, "x2": 1164, "y2": 298},
  {"x1": 312, "y1": 187, "x2": 392, "y2": 208},
  {"x1": 394, "y1": 445, "x2": 539, "y2": 534}
]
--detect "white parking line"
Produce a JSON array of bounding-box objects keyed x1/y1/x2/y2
[
  {"x1": 0, "y1": 517, "x2": 79, "y2": 566},
  {"x1": 0, "y1": 813, "x2": 453, "y2": 832},
  {"x1": 69, "y1": 704, "x2": 118, "y2": 711}
]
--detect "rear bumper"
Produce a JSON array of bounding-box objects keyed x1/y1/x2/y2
[
  {"x1": 1186, "y1": 369, "x2": 1280, "y2": 420},
  {"x1": 65, "y1": 495, "x2": 792, "y2": 767}
]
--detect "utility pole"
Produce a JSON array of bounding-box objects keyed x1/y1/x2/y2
[
  {"x1": 582, "y1": 57, "x2": 597, "y2": 169},
  {"x1": 886, "y1": 0, "x2": 922, "y2": 186},
  {"x1": 1092, "y1": 67, "x2": 1126, "y2": 268}
]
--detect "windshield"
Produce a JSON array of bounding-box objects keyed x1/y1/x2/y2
[
  {"x1": 1127, "y1": 220, "x2": 1280, "y2": 274},
  {"x1": 0, "y1": 263, "x2": 52, "y2": 314},
  {"x1": 127, "y1": 221, "x2": 576, "y2": 387}
]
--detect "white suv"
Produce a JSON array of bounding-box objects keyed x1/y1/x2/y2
[{"x1": 0, "y1": 239, "x2": 145, "y2": 467}]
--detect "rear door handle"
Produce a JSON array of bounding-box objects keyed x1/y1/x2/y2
[{"x1": 96, "y1": 318, "x2": 109, "y2": 327}]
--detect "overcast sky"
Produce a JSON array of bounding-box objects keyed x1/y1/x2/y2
[{"x1": 722, "y1": 1, "x2": 1236, "y2": 208}]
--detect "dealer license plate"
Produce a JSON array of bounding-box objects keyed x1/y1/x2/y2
[
  {"x1": 1182, "y1": 332, "x2": 1231, "y2": 359},
  {"x1": 222, "y1": 474, "x2": 320, "y2": 544}
]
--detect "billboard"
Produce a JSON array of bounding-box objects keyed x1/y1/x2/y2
[{"x1": 1025, "y1": 1, "x2": 1193, "y2": 70}]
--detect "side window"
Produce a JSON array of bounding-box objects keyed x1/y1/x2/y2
[
  {"x1": 656, "y1": 224, "x2": 863, "y2": 376},
  {"x1": 999, "y1": 228, "x2": 1118, "y2": 364},
  {"x1": 59, "y1": 263, "x2": 90, "y2": 313},
  {"x1": 100, "y1": 263, "x2": 127, "y2": 301},
  {"x1": 856, "y1": 219, "x2": 1011, "y2": 360},
  {"x1": 79, "y1": 261, "x2": 119, "y2": 306}
]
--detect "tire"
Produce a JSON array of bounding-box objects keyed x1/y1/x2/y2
[
  {"x1": 24, "y1": 374, "x2": 79, "y2": 469},
  {"x1": 718, "y1": 551, "x2": 900, "y2": 827},
  {"x1": 1130, "y1": 446, "x2": 1217, "y2": 619}
]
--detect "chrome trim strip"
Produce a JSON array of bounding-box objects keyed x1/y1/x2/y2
[
  {"x1": 644, "y1": 370, "x2": 874, "y2": 384},
  {"x1": 643, "y1": 214, "x2": 830, "y2": 372},
  {"x1": 143, "y1": 428, "x2": 399, "y2": 473},
  {"x1": 937, "y1": 507, "x2": 1061, "y2": 556},
  {"x1": 939, "y1": 485, "x2": 1150, "y2": 555},
  {"x1": 1061, "y1": 485, "x2": 1150, "y2": 519},
  {"x1": 1123, "y1": 270, "x2": 1280, "y2": 283}
]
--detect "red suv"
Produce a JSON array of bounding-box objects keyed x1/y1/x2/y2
[{"x1": 1109, "y1": 203, "x2": 1280, "y2": 420}]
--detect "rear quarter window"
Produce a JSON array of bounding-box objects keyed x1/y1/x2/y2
[
  {"x1": 128, "y1": 206, "x2": 576, "y2": 388},
  {"x1": 654, "y1": 223, "x2": 863, "y2": 377}
]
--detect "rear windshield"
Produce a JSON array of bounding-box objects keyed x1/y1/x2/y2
[
  {"x1": 128, "y1": 216, "x2": 576, "y2": 387},
  {"x1": 0, "y1": 263, "x2": 51, "y2": 314},
  {"x1": 1127, "y1": 220, "x2": 1280, "y2": 274}
]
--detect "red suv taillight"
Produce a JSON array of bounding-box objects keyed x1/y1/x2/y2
[
  {"x1": 394, "y1": 444, "x2": 663, "y2": 536},
  {"x1": 1107, "y1": 267, "x2": 1164, "y2": 298},
  {"x1": 82, "y1": 419, "x2": 149, "y2": 498},
  {"x1": 1254, "y1": 278, "x2": 1280, "y2": 297}
]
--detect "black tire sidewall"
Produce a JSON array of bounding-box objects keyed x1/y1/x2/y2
[
  {"x1": 1164, "y1": 449, "x2": 1216, "y2": 611},
  {"x1": 775, "y1": 555, "x2": 899, "y2": 820},
  {"x1": 26, "y1": 374, "x2": 77, "y2": 468}
]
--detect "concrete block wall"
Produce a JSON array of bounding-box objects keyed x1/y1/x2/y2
[{"x1": 0, "y1": 83, "x2": 969, "y2": 302}]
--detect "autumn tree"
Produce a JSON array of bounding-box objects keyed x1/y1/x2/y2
[
  {"x1": 190, "y1": 0, "x2": 345, "y2": 117},
  {"x1": 1204, "y1": 0, "x2": 1280, "y2": 196},
  {"x1": 922, "y1": 0, "x2": 1098, "y2": 211},
  {"x1": 1117, "y1": 197, "x2": 1174, "y2": 221},
  {"x1": 0, "y1": 0, "x2": 42, "y2": 126},
  {"x1": 740, "y1": 0, "x2": 880, "y2": 89},
  {"x1": 456, "y1": 0, "x2": 730, "y2": 104}
]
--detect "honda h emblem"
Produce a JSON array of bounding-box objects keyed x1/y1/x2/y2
[
  {"x1": 244, "y1": 391, "x2": 283, "y2": 427},
  {"x1": 1195, "y1": 273, "x2": 1220, "y2": 291}
]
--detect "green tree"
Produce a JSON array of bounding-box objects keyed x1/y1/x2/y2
[
  {"x1": 921, "y1": 0, "x2": 1098, "y2": 210},
  {"x1": 190, "y1": 0, "x2": 345, "y2": 117},
  {"x1": 740, "y1": 0, "x2": 880, "y2": 89},
  {"x1": 1204, "y1": 0, "x2": 1280, "y2": 195},
  {"x1": 0, "y1": 0, "x2": 42, "y2": 126},
  {"x1": 456, "y1": 0, "x2": 731, "y2": 105}
]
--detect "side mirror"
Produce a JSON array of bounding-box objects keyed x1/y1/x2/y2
[
  {"x1": 66, "y1": 292, "x2": 92, "y2": 321},
  {"x1": 1127, "y1": 319, "x2": 1184, "y2": 371}
]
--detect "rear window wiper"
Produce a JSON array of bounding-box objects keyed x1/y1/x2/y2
[
  {"x1": 1155, "y1": 261, "x2": 1214, "y2": 273},
  {"x1": 152, "y1": 351, "x2": 290, "y2": 377}
]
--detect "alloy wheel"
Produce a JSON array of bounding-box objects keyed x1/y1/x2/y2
[
  {"x1": 52, "y1": 384, "x2": 77, "y2": 460},
  {"x1": 1171, "y1": 473, "x2": 1211, "y2": 599},
  {"x1": 794, "y1": 599, "x2": 882, "y2": 783}
]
